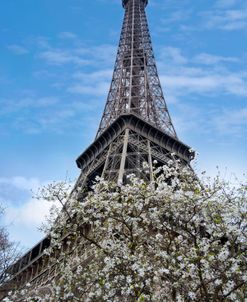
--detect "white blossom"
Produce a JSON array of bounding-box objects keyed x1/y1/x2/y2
[{"x1": 4, "y1": 163, "x2": 247, "y2": 302}]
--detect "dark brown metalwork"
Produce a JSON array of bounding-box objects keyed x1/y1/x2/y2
[
  {"x1": 0, "y1": 0, "x2": 194, "y2": 299},
  {"x1": 97, "y1": 0, "x2": 176, "y2": 139}
]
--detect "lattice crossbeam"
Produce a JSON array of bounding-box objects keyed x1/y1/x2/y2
[{"x1": 97, "y1": 0, "x2": 177, "y2": 138}]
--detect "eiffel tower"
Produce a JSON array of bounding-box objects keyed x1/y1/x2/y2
[
  {"x1": 74, "y1": 0, "x2": 193, "y2": 192},
  {"x1": 1, "y1": 0, "x2": 194, "y2": 299}
]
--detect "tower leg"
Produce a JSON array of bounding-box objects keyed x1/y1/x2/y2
[
  {"x1": 147, "y1": 140, "x2": 154, "y2": 181},
  {"x1": 118, "y1": 128, "x2": 129, "y2": 185},
  {"x1": 102, "y1": 144, "x2": 113, "y2": 179}
]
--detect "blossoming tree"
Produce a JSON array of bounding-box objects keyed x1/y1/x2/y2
[
  {"x1": 4, "y1": 162, "x2": 247, "y2": 301},
  {"x1": 0, "y1": 205, "x2": 20, "y2": 288}
]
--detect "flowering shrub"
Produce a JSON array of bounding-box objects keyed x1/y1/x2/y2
[{"x1": 5, "y1": 162, "x2": 247, "y2": 301}]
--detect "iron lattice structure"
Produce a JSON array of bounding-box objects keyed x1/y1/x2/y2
[
  {"x1": 0, "y1": 0, "x2": 194, "y2": 299},
  {"x1": 97, "y1": 0, "x2": 176, "y2": 138},
  {"x1": 74, "y1": 0, "x2": 192, "y2": 189}
]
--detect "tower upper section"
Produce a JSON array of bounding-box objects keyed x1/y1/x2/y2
[
  {"x1": 97, "y1": 0, "x2": 177, "y2": 139},
  {"x1": 122, "y1": 0, "x2": 148, "y2": 8}
]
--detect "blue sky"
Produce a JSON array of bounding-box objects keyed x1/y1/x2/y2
[{"x1": 0, "y1": 0, "x2": 246, "y2": 250}]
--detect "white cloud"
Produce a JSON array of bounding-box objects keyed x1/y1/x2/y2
[
  {"x1": 40, "y1": 50, "x2": 90, "y2": 66},
  {"x1": 71, "y1": 44, "x2": 116, "y2": 68},
  {"x1": 39, "y1": 44, "x2": 116, "y2": 70},
  {"x1": 194, "y1": 53, "x2": 238, "y2": 65},
  {"x1": 1, "y1": 42, "x2": 116, "y2": 135},
  {"x1": 160, "y1": 47, "x2": 188, "y2": 65},
  {"x1": 35, "y1": 42, "x2": 247, "y2": 137},
  {"x1": 0, "y1": 176, "x2": 63, "y2": 248},
  {"x1": 160, "y1": 9, "x2": 192, "y2": 24},
  {"x1": 203, "y1": 9, "x2": 247, "y2": 31},
  {"x1": 68, "y1": 82, "x2": 109, "y2": 96},
  {"x1": 5, "y1": 198, "x2": 53, "y2": 228},
  {"x1": 158, "y1": 48, "x2": 247, "y2": 98},
  {"x1": 0, "y1": 176, "x2": 41, "y2": 192},
  {"x1": 215, "y1": 0, "x2": 240, "y2": 8},
  {"x1": 7, "y1": 44, "x2": 29, "y2": 55},
  {"x1": 215, "y1": 108, "x2": 247, "y2": 135},
  {"x1": 35, "y1": 36, "x2": 51, "y2": 48},
  {"x1": 0, "y1": 93, "x2": 101, "y2": 135},
  {"x1": 0, "y1": 96, "x2": 59, "y2": 116},
  {"x1": 58, "y1": 31, "x2": 78, "y2": 40},
  {"x1": 156, "y1": 47, "x2": 247, "y2": 138},
  {"x1": 73, "y1": 69, "x2": 113, "y2": 81},
  {"x1": 161, "y1": 73, "x2": 247, "y2": 96},
  {"x1": 0, "y1": 176, "x2": 46, "y2": 248},
  {"x1": 67, "y1": 69, "x2": 112, "y2": 96},
  {"x1": 3, "y1": 196, "x2": 58, "y2": 249}
]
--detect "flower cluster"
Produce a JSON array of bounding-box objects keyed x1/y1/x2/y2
[{"x1": 5, "y1": 163, "x2": 247, "y2": 301}]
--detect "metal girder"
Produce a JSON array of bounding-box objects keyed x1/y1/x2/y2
[
  {"x1": 122, "y1": 0, "x2": 148, "y2": 8},
  {"x1": 74, "y1": 114, "x2": 194, "y2": 193},
  {"x1": 97, "y1": 0, "x2": 177, "y2": 139},
  {"x1": 77, "y1": 114, "x2": 194, "y2": 173}
]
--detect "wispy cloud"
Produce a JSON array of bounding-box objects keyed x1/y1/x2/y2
[
  {"x1": 194, "y1": 53, "x2": 239, "y2": 65},
  {"x1": 150, "y1": 0, "x2": 247, "y2": 33},
  {"x1": 160, "y1": 47, "x2": 188, "y2": 64},
  {"x1": 3, "y1": 25, "x2": 246, "y2": 138},
  {"x1": 0, "y1": 176, "x2": 41, "y2": 192},
  {"x1": 149, "y1": 0, "x2": 191, "y2": 10},
  {"x1": 39, "y1": 44, "x2": 116, "y2": 68},
  {"x1": 7, "y1": 44, "x2": 29, "y2": 55},
  {"x1": 202, "y1": 9, "x2": 247, "y2": 31},
  {"x1": 40, "y1": 49, "x2": 90, "y2": 66},
  {"x1": 156, "y1": 47, "x2": 247, "y2": 137},
  {"x1": 67, "y1": 69, "x2": 112, "y2": 96},
  {"x1": 0, "y1": 176, "x2": 58, "y2": 248},
  {"x1": 58, "y1": 31, "x2": 78, "y2": 40},
  {"x1": 160, "y1": 9, "x2": 192, "y2": 25},
  {"x1": 0, "y1": 97, "x2": 59, "y2": 116},
  {"x1": 214, "y1": 108, "x2": 247, "y2": 135},
  {"x1": 1, "y1": 42, "x2": 117, "y2": 134},
  {"x1": 158, "y1": 47, "x2": 247, "y2": 97},
  {"x1": 0, "y1": 94, "x2": 89, "y2": 134},
  {"x1": 5, "y1": 198, "x2": 52, "y2": 229},
  {"x1": 215, "y1": 0, "x2": 242, "y2": 8},
  {"x1": 37, "y1": 43, "x2": 115, "y2": 97},
  {"x1": 161, "y1": 73, "x2": 247, "y2": 97},
  {"x1": 34, "y1": 42, "x2": 247, "y2": 137}
]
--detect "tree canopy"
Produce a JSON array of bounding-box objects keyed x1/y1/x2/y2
[{"x1": 4, "y1": 162, "x2": 247, "y2": 301}]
